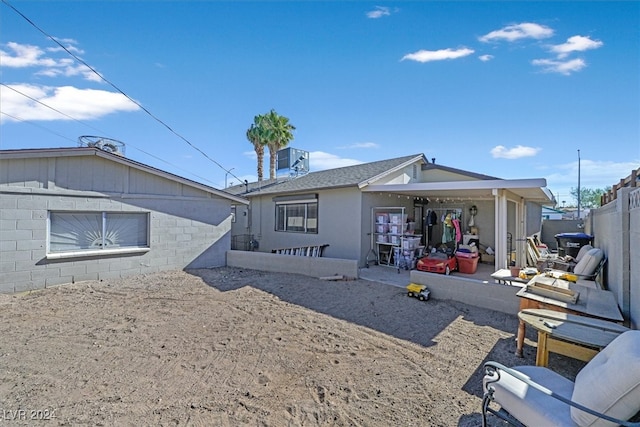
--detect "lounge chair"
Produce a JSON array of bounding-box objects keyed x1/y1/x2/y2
[{"x1": 482, "y1": 330, "x2": 640, "y2": 427}]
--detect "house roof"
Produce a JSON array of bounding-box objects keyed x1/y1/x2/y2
[
  {"x1": 0, "y1": 147, "x2": 249, "y2": 205},
  {"x1": 227, "y1": 154, "x2": 426, "y2": 197},
  {"x1": 228, "y1": 152, "x2": 554, "y2": 204}
]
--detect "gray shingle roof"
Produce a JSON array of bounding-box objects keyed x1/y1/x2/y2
[{"x1": 227, "y1": 154, "x2": 425, "y2": 197}]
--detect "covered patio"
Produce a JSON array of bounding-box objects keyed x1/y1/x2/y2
[{"x1": 363, "y1": 178, "x2": 556, "y2": 272}]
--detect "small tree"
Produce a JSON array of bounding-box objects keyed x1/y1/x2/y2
[{"x1": 570, "y1": 186, "x2": 610, "y2": 208}]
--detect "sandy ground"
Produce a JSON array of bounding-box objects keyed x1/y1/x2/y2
[{"x1": 0, "y1": 267, "x2": 584, "y2": 426}]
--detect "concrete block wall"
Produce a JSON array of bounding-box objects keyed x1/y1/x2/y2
[
  {"x1": 590, "y1": 187, "x2": 636, "y2": 327},
  {"x1": 0, "y1": 189, "x2": 232, "y2": 293},
  {"x1": 409, "y1": 270, "x2": 521, "y2": 314},
  {"x1": 226, "y1": 250, "x2": 359, "y2": 279}
]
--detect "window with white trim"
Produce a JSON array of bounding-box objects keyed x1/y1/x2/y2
[
  {"x1": 48, "y1": 212, "x2": 149, "y2": 255},
  {"x1": 274, "y1": 195, "x2": 318, "y2": 233}
]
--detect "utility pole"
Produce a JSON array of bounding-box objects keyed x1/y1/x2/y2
[{"x1": 577, "y1": 149, "x2": 581, "y2": 220}]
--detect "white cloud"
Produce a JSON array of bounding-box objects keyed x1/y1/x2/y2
[
  {"x1": 0, "y1": 42, "x2": 56, "y2": 68},
  {"x1": 308, "y1": 151, "x2": 363, "y2": 170},
  {"x1": 0, "y1": 41, "x2": 100, "y2": 82},
  {"x1": 339, "y1": 142, "x2": 379, "y2": 149},
  {"x1": 366, "y1": 6, "x2": 390, "y2": 19},
  {"x1": 550, "y1": 35, "x2": 603, "y2": 59},
  {"x1": 545, "y1": 159, "x2": 640, "y2": 200},
  {"x1": 0, "y1": 84, "x2": 140, "y2": 122},
  {"x1": 401, "y1": 47, "x2": 474, "y2": 63},
  {"x1": 491, "y1": 145, "x2": 541, "y2": 159},
  {"x1": 531, "y1": 58, "x2": 586, "y2": 75},
  {"x1": 479, "y1": 23, "x2": 554, "y2": 43},
  {"x1": 479, "y1": 54, "x2": 494, "y2": 62}
]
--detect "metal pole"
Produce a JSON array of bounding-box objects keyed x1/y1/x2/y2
[
  {"x1": 225, "y1": 167, "x2": 235, "y2": 188},
  {"x1": 577, "y1": 150, "x2": 581, "y2": 220}
]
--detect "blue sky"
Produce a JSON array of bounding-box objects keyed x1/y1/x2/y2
[{"x1": 1, "y1": 1, "x2": 638, "y2": 204}]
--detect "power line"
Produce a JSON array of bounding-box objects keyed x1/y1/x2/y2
[
  {"x1": 1, "y1": 0, "x2": 243, "y2": 186},
  {"x1": 0, "y1": 110, "x2": 217, "y2": 186},
  {"x1": 0, "y1": 111, "x2": 77, "y2": 144},
  {"x1": 1, "y1": 83, "x2": 108, "y2": 135}
]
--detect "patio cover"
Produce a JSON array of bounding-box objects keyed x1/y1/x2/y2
[{"x1": 362, "y1": 178, "x2": 555, "y2": 270}]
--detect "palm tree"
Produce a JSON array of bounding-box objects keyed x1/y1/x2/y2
[
  {"x1": 264, "y1": 109, "x2": 296, "y2": 180},
  {"x1": 246, "y1": 114, "x2": 267, "y2": 181}
]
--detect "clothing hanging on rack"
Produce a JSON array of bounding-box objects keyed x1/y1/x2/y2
[{"x1": 452, "y1": 217, "x2": 461, "y2": 243}]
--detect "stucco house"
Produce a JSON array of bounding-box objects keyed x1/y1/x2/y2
[
  {"x1": 228, "y1": 153, "x2": 554, "y2": 270},
  {"x1": 0, "y1": 147, "x2": 248, "y2": 293}
]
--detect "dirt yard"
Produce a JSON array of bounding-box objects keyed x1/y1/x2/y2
[{"x1": 0, "y1": 267, "x2": 583, "y2": 426}]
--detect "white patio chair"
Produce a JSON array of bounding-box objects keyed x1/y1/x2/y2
[{"x1": 482, "y1": 330, "x2": 640, "y2": 427}]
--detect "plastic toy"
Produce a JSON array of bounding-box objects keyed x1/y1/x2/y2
[
  {"x1": 416, "y1": 251, "x2": 458, "y2": 275},
  {"x1": 406, "y1": 283, "x2": 430, "y2": 301}
]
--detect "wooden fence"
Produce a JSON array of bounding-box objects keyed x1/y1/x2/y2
[{"x1": 600, "y1": 167, "x2": 639, "y2": 205}]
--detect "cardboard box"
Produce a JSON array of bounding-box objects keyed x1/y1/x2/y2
[{"x1": 481, "y1": 254, "x2": 495, "y2": 264}]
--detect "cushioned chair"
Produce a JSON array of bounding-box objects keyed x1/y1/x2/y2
[
  {"x1": 482, "y1": 330, "x2": 640, "y2": 427},
  {"x1": 546, "y1": 248, "x2": 607, "y2": 285},
  {"x1": 551, "y1": 244, "x2": 594, "y2": 271}
]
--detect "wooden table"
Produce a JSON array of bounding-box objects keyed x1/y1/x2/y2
[
  {"x1": 518, "y1": 309, "x2": 629, "y2": 366},
  {"x1": 515, "y1": 276, "x2": 623, "y2": 357}
]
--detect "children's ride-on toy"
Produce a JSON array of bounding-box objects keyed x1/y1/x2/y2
[
  {"x1": 406, "y1": 283, "x2": 430, "y2": 301},
  {"x1": 416, "y1": 251, "x2": 458, "y2": 275}
]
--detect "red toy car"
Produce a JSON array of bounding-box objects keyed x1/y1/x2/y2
[{"x1": 416, "y1": 251, "x2": 458, "y2": 275}]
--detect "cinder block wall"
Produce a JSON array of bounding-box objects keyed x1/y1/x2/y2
[
  {"x1": 226, "y1": 250, "x2": 359, "y2": 279},
  {"x1": 409, "y1": 270, "x2": 521, "y2": 314},
  {"x1": 590, "y1": 187, "x2": 638, "y2": 328},
  {"x1": 0, "y1": 191, "x2": 231, "y2": 293}
]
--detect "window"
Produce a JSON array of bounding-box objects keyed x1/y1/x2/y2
[
  {"x1": 274, "y1": 195, "x2": 318, "y2": 233},
  {"x1": 48, "y1": 211, "x2": 149, "y2": 257}
]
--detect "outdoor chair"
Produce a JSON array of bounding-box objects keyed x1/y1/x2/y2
[
  {"x1": 545, "y1": 247, "x2": 607, "y2": 285},
  {"x1": 550, "y1": 244, "x2": 594, "y2": 271},
  {"x1": 482, "y1": 330, "x2": 640, "y2": 427}
]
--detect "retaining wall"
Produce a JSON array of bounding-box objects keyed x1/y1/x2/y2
[
  {"x1": 226, "y1": 250, "x2": 359, "y2": 279},
  {"x1": 409, "y1": 270, "x2": 521, "y2": 315}
]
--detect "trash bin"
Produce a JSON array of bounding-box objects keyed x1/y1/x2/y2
[{"x1": 554, "y1": 232, "x2": 593, "y2": 258}]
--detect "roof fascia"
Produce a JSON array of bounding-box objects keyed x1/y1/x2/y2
[
  {"x1": 357, "y1": 154, "x2": 426, "y2": 189},
  {"x1": 1, "y1": 148, "x2": 249, "y2": 205}
]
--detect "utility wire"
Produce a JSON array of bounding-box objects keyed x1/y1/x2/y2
[
  {"x1": 1, "y1": 83, "x2": 108, "y2": 135},
  {"x1": 0, "y1": 111, "x2": 77, "y2": 144},
  {"x1": 1, "y1": 109, "x2": 217, "y2": 185},
  {"x1": 1, "y1": 0, "x2": 244, "y2": 186}
]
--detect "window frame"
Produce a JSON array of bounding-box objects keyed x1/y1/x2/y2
[
  {"x1": 46, "y1": 211, "x2": 151, "y2": 259},
  {"x1": 273, "y1": 195, "x2": 318, "y2": 234}
]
